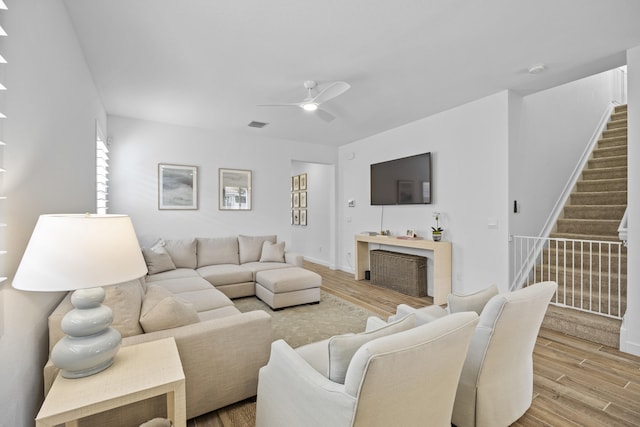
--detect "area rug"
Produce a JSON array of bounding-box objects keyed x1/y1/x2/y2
[
  {"x1": 233, "y1": 290, "x2": 381, "y2": 348},
  {"x1": 215, "y1": 291, "x2": 381, "y2": 427}
]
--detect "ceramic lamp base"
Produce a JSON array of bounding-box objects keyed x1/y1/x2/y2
[{"x1": 51, "y1": 287, "x2": 122, "y2": 378}]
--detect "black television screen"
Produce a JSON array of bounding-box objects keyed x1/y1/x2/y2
[{"x1": 370, "y1": 152, "x2": 432, "y2": 205}]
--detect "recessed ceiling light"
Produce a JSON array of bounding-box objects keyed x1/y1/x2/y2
[{"x1": 528, "y1": 64, "x2": 546, "y2": 74}]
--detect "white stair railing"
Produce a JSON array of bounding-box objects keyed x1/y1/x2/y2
[
  {"x1": 512, "y1": 235, "x2": 625, "y2": 319},
  {"x1": 618, "y1": 208, "x2": 628, "y2": 246}
]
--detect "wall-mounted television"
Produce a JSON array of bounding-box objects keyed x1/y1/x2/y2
[{"x1": 370, "y1": 152, "x2": 432, "y2": 205}]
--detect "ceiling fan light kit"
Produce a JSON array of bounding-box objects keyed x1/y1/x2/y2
[
  {"x1": 259, "y1": 80, "x2": 350, "y2": 122},
  {"x1": 528, "y1": 63, "x2": 546, "y2": 74}
]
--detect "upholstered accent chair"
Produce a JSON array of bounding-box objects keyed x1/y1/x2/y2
[
  {"x1": 255, "y1": 311, "x2": 480, "y2": 427},
  {"x1": 388, "y1": 281, "x2": 558, "y2": 427}
]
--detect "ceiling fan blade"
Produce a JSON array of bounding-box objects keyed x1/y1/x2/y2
[
  {"x1": 315, "y1": 108, "x2": 336, "y2": 122},
  {"x1": 311, "y1": 81, "x2": 350, "y2": 105},
  {"x1": 257, "y1": 103, "x2": 301, "y2": 107}
]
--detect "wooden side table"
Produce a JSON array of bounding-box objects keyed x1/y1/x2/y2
[{"x1": 36, "y1": 337, "x2": 186, "y2": 427}]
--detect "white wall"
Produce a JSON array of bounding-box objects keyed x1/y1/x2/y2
[
  {"x1": 621, "y1": 45, "x2": 640, "y2": 356},
  {"x1": 338, "y1": 92, "x2": 511, "y2": 295},
  {"x1": 290, "y1": 161, "x2": 334, "y2": 267},
  {"x1": 509, "y1": 69, "x2": 621, "y2": 239},
  {"x1": 108, "y1": 116, "x2": 337, "y2": 247},
  {"x1": 0, "y1": 0, "x2": 107, "y2": 425}
]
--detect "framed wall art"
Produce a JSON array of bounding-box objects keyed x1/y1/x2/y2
[
  {"x1": 158, "y1": 164, "x2": 198, "y2": 210},
  {"x1": 291, "y1": 173, "x2": 309, "y2": 226},
  {"x1": 219, "y1": 168, "x2": 252, "y2": 210}
]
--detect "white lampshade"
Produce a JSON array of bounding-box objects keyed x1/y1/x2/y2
[
  {"x1": 13, "y1": 214, "x2": 148, "y2": 378},
  {"x1": 13, "y1": 214, "x2": 147, "y2": 292}
]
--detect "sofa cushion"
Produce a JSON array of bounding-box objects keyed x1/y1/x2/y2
[
  {"x1": 142, "y1": 246, "x2": 176, "y2": 275},
  {"x1": 197, "y1": 237, "x2": 240, "y2": 267},
  {"x1": 163, "y1": 238, "x2": 198, "y2": 269},
  {"x1": 327, "y1": 313, "x2": 416, "y2": 384},
  {"x1": 146, "y1": 268, "x2": 201, "y2": 282},
  {"x1": 259, "y1": 241, "x2": 285, "y2": 263},
  {"x1": 148, "y1": 277, "x2": 213, "y2": 294},
  {"x1": 173, "y1": 288, "x2": 235, "y2": 312},
  {"x1": 197, "y1": 264, "x2": 254, "y2": 286},
  {"x1": 447, "y1": 285, "x2": 499, "y2": 315},
  {"x1": 139, "y1": 285, "x2": 199, "y2": 333},
  {"x1": 103, "y1": 279, "x2": 146, "y2": 338},
  {"x1": 240, "y1": 261, "x2": 292, "y2": 276},
  {"x1": 238, "y1": 235, "x2": 276, "y2": 264}
]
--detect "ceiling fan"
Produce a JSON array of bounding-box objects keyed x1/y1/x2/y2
[{"x1": 259, "y1": 80, "x2": 350, "y2": 122}]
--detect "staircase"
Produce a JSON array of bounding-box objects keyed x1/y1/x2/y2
[{"x1": 539, "y1": 104, "x2": 628, "y2": 348}]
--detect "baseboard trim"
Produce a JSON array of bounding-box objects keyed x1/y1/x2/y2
[
  {"x1": 620, "y1": 317, "x2": 640, "y2": 356},
  {"x1": 303, "y1": 256, "x2": 329, "y2": 267}
]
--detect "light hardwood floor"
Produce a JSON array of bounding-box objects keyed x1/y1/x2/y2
[{"x1": 191, "y1": 262, "x2": 640, "y2": 427}]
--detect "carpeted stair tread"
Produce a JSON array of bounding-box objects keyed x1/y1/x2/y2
[
  {"x1": 606, "y1": 118, "x2": 627, "y2": 130},
  {"x1": 549, "y1": 232, "x2": 622, "y2": 242},
  {"x1": 569, "y1": 191, "x2": 626, "y2": 205},
  {"x1": 543, "y1": 305, "x2": 621, "y2": 348},
  {"x1": 602, "y1": 128, "x2": 627, "y2": 139},
  {"x1": 556, "y1": 218, "x2": 620, "y2": 235},
  {"x1": 582, "y1": 166, "x2": 627, "y2": 180},
  {"x1": 543, "y1": 246, "x2": 627, "y2": 263},
  {"x1": 536, "y1": 265, "x2": 627, "y2": 287},
  {"x1": 614, "y1": 104, "x2": 627, "y2": 113},
  {"x1": 587, "y1": 155, "x2": 628, "y2": 169},
  {"x1": 576, "y1": 178, "x2": 627, "y2": 192},
  {"x1": 592, "y1": 145, "x2": 627, "y2": 158},
  {"x1": 597, "y1": 138, "x2": 627, "y2": 150},
  {"x1": 563, "y1": 204, "x2": 626, "y2": 219}
]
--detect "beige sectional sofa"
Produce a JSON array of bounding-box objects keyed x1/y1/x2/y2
[{"x1": 44, "y1": 234, "x2": 310, "y2": 426}]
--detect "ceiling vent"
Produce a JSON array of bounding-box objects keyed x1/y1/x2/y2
[{"x1": 248, "y1": 121, "x2": 268, "y2": 128}]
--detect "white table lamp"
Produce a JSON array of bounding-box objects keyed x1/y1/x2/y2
[{"x1": 13, "y1": 214, "x2": 148, "y2": 378}]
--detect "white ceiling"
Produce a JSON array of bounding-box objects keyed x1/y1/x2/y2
[{"x1": 63, "y1": 0, "x2": 640, "y2": 147}]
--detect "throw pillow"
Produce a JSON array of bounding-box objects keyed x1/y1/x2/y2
[
  {"x1": 238, "y1": 235, "x2": 277, "y2": 264},
  {"x1": 327, "y1": 313, "x2": 416, "y2": 384},
  {"x1": 142, "y1": 245, "x2": 176, "y2": 275},
  {"x1": 103, "y1": 279, "x2": 145, "y2": 337},
  {"x1": 259, "y1": 241, "x2": 285, "y2": 263},
  {"x1": 447, "y1": 284, "x2": 499, "y2": 315},
  {"x1": 139, "y1": 285, "x2": 199, "y2": 333}
]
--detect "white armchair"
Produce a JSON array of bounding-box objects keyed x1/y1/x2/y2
[
  {"x1": 453, "y1": 281, "x2": 556, "y2": 427},
  {"x1": 255, "y1": 311, "x2": 480, "y2": 427},
  {"x1": 389, "y1": 281, "x2": 557, "y2": 427}
]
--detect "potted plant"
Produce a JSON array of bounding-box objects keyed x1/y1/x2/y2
[{"x1": 431, "y1": 213, "x2": 443, "y2": 241}]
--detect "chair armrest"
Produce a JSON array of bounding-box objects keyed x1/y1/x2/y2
[
  {"x1": 284, "y1": 251, "x2": 304, "y2": 267},
  {"x1": 365, "y1": 316, "x2": 387, "y2": 332},
  {"x1": 256, "y1": 340, "x2": 356, "y2": 427},
  {"x1": 389, "y1": 304, "x2": 448, "y2": 325}
]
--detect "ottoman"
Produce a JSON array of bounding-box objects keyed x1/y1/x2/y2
[{"x1": 255, "y1": 267, "x2": 322, "y2": 309}]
